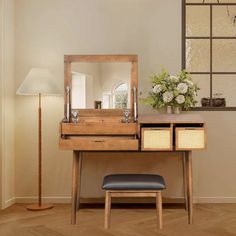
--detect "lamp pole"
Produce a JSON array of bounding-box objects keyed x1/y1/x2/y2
[
  {"x1": 38, "y1": 93, "x2": 42, "y2": 206},
  {"x1": 26, "y1": 93, "x2": 53, "y2": 211}
]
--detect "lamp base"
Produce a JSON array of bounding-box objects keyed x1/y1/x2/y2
[{"x1": 27, "y1": 203, "x2": 53, "y2": 211}]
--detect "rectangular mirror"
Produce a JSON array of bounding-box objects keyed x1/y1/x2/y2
[
  {"x1": 64, "y1": 55, "x2": 138, "y2": 120},
  {"x1": 71, "y1": 62, "x2": 131, "y2": 109}
]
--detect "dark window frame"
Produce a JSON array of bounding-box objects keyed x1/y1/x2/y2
[{"x1": 182, "y1": 0, "x2": 236, "y2": 111}]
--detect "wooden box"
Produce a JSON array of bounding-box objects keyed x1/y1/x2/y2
[
  {"x1": 141, "y1": 127, "x2": 172, "y2": 151},
  {"x1": 59, "y1": 121, "x2": 139, "y2": 151}
]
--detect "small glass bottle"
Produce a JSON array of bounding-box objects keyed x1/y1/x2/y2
[
  {"x1": 71, "y1": 110, "x2": 79, "y2": 123},
  {"x1": 123, "y1": 109, "x2": 131, "y2": 123}
]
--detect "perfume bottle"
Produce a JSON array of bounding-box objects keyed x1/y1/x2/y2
[
  {"x1": 123, "y1": 109, "x2": 131, "y2": 123},
  {"x1": 71, "y1": 110, "x2": 79, "y2": 123}
]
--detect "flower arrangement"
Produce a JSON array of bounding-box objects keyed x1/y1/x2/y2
[{"x1": 142, "y1": 70, "x2": 199, "y2": 111}]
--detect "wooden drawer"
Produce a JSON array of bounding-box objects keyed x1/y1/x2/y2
[
  {"x1": 59, "y1": 136, "x2": 139, "y2": 151},
  {"x1": 175, "y1": 128, "x2": 206, "y2": 150},
  {"x1": 60, "y1": 122, "x2": 138, "y2": 135},
  {"x1": 141, "y1": 128, "x2": 172, "y2": 151}
]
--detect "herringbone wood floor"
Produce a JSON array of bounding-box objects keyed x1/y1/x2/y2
[{"x1": 0, "y1": 204, "x2": 236, "y2": 236}]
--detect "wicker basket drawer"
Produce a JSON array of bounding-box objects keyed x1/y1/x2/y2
[
  {"x1": 141, "y1": 128, "x2": 172, "y2": 151},
  {"x1": 175, "y1": 128, "x2": 206, "y2": 150}
]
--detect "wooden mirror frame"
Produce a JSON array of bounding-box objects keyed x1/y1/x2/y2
[{"x1": 64, "y1": 55, "x2": 138, "y2": 119}]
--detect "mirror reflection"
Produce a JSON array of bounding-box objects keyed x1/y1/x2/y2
[{"x1": 71, "y1": 62, "x2": 131, "y2": 109}]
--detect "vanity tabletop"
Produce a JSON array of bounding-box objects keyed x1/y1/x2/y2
[{"x1": 138, "y1": 114, "x2": 205, "y2": 124}]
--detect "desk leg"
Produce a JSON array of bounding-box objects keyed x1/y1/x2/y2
[
  {"x1": 182, "y1": 152, "x2": 188, "y2": 211},
  {"x1": 71, "y1": 151, "x2": 82, "y2": 224},
  {"x1": 186, "y1": 151, "x2": 193, "y2": 224}
]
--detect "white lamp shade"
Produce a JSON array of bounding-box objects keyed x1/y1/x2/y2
[{"x1": 16, "y1": 68, "x2": 61, "y2": 95}]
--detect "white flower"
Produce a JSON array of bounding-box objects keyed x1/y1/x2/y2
[
  {"x1": 175, "y1": 95, "x2": 185, "y2": 104},
  {"x1": 169, "y1": 75, "x2": 179, "y2": 83},
  {"x1": 177, "y1": 83, "x2": 188, "y2": 94},
  {"x1": 153, "y1": 84, "x2": 162, "y2": 94},
  {"x1": 184, "y1": 79, "x2": 193, "y2": 86},
  {"x1": 163, "y1": 91, "x2": 174, "y2": 103}
]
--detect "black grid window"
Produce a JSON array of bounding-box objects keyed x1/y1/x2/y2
[{"x1": 182, "y1": 0, "x2": 236, "y2": 110}]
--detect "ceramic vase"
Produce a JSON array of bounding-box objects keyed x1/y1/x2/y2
[
  {"x1": 166, "y1": 106, "x2": 172, "y2": 114},
  {"x1": 173, "y1": 107, "x2": 181, "y2": 114}
]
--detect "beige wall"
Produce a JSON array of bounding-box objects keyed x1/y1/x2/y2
[
  {"x1": 13, "y1": 0, "x2": 236, "y2": 204},
  {"x1": 0, "y1": 0, "x2": 15, "y2": 209}
]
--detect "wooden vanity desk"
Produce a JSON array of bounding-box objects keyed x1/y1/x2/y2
[{"x1": 59, "y1": 55, "x2": 207, "y2": 226}]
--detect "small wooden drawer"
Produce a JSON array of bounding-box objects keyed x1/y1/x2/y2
[
  {"x1": 141, "y1": 128, "x2": 172, "y2": 151},
  {"x1": 60, "y1": 122, "x2": 138, "y2": 135},
  {"x1": 59, "y1": 136, "x2": 139, "y2": 151},
  {"x1": 175, "y1": 128, "x2": 206, "y2": 150}
]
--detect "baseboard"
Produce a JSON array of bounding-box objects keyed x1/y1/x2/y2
[
  {"x1": 15, "y1": 197, "x2": 71, "y2": 204},
  {"x1": 15, "y1": 197, "x2": 179, "y2": 204},
  {"x1": 193, "y1": 197, "x2": 236, "y2": 204},
  {"x1": 14, "y1": 196, "x2": 236, "y2": 204},
  {"x1": 4, "y1": 197, "x2": 16, "y2": 208}
]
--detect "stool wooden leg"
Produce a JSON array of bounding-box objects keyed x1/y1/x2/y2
[
  {"x1": 156, "y1": 191, "x2": 163, "y2": 230},
  {"x1": 104, "y1": 191, "x2": 111, "y2": 230}
]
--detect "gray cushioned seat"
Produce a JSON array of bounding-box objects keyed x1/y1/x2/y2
[{"x1": 102, "y1": 174, "x2": 166, "y2": 191}]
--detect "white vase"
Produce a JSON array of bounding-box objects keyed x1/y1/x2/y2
[
  {"x1": 173, "y1": 107, "x2": 181, "y2": 114},
  {"x1": 166, "y1": 106, "x2": 172, "y2": 114}
]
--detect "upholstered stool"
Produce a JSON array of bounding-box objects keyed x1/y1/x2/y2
[{"x1": 102, "y1": 174, "x2": 166, "y2": 230}]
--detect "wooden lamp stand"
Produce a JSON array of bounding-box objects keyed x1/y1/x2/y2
[{"x1": 27, "y1": 94, "x2": 53, "y2": 211}]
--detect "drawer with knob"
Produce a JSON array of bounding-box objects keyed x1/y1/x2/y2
[{"x1": 59, "y1": 136, "x2": 139, "y2": 151}]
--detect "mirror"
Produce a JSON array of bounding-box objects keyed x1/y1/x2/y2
[
  {"x1": 64, "y1": 55, "x2": 138, "y2": 121},
  {"x1": 71, "y1": 62, "x2": 131, "y2": 109}
]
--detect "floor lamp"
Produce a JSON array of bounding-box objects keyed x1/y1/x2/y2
[{"x1": 17, "y1": 68, "x2": 61, "y2": 211}]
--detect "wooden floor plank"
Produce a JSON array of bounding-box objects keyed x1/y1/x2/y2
[{"x1": 0, "y1": 204, "x2": 236, "y2": 236}]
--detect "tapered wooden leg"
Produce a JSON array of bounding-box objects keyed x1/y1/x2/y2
[
  {"x1": 76, "y1": 152, "x2": 83, "y2": 212},
  {"x1": 104, "y1": 191, "x2": 111, "y2": 230},
  {"x1": 182, "y1": 152, "x2": 188, "y2": 211},
  {"x1": 186, "y1": 151, "x2": 193, "y2": 224},
  {"x1": 156, "y1": 191, "x2": 163, "y2": 230},
  {"x1": 71, "y1": 151, "x2": 82, "y2": 225}
]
